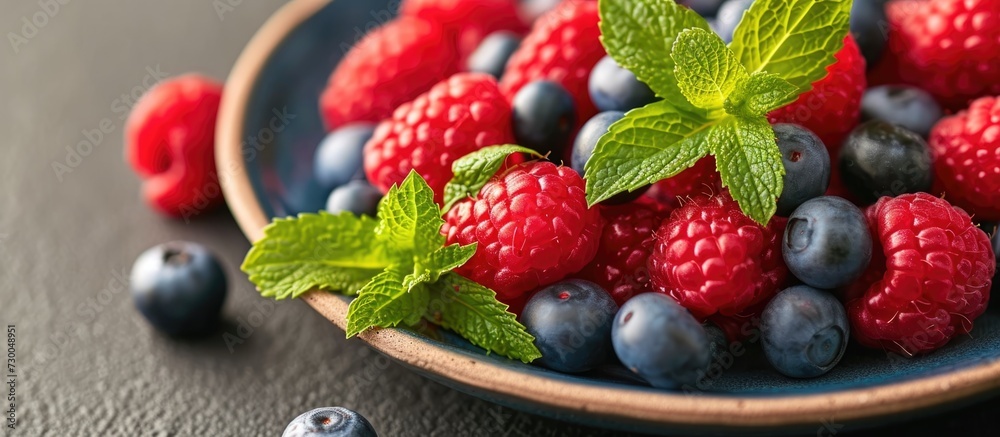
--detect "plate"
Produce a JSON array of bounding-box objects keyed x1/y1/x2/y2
[{"x1": 215, "y1": 0, "x2": 1000, "y2": 433}]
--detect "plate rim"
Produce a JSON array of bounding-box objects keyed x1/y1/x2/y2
[{"x1": 215, "y1": 0, "x2": 1000, "y2": 429}]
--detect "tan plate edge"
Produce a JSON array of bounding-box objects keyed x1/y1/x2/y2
[{"x1": 216, "y1": 0, "x2": 1000, "y2": 429}]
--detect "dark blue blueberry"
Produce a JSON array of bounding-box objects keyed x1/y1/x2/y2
[
  {"x1": 761, "y1": 286, "x2": 849, "y2": 378},
  {"x1": 839, "y1": 120, "x2": 934, "y2": 204},
  {"x1": 783, "y1": 196, "x2": 872, "y2": 289},
  {"x1": 467, "y1": 31, "x2": 521, "y2": 79},
  {"x1": 679, "y1": 0, "x2": 724, "y2": 17},
  {"x1": 714, "y1": 0, "x2": 754, "y2": 43},
  {"x1": 521, "y1": 280, "x2": 618, "y2": 373},
  {"x1": 281, "y1": 407, "x2": 377, "y2": 437},
  {"x1": 313, "y1": 123, "x2": 375, "y2": 192},
  {"x1": 571, "y1": 111, "x2": 648, "y2": 204},
  {"x1": 861, "y1": 85, "x2": 944, "y2": 138},
  {"x1": 512, "y1": 80, "x2": 577, "y2": 157},
  {"x1": 130, "y1": 242, "x2": 227, "y2": 336},
  {"x1": 611, "y1": 293, "x2": 711, "y2": 389},
  {"x1": 326, "y1": 180, "x2": 382, "y2": 217},
  {"x1": 588, "y1": 56, "x2": 658, "y2": 112},
  {"x1": 774, "y1": 124, "x2": 831, "y2": 217},
  {"x1": 851, "y1": 0, "x2": 889, "y2": 69}
]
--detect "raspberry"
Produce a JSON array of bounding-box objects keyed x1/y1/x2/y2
[
  {"x1": 647, "y1": 193, "x2": 788, "y2": 320},
  {"x1": 319, "y1": 17, "x2": 458, "y2": 129},
  {"x1": 575, "y1": 200, "x2": 670, "y2": 306},
  {"x1": 929, "y1": 96, "x2": 1000, "y2": 221},
  {"x1": 400, "y1": 0, "x2": 528, "y2": 63},
  {"x1": 644, "y1": 156, "x2": 723, "y2": 208},
  {"x1": 363, "y1": 73, "x2": 515, "y2": 204},
  {"x1": 125, "y1": 74, "x2": 224, "y2": 218},
  {"x1": 846, "y1": 193, "x2": 994, "y2": 356},
  {"x1": 499, "y1": 0, "x2": 605, "y2": 126},
  {"x1": 884, "y1": 0, "x2": 1000, "y2": 110},
  {"x1": 442, "y1": 161, "x2": 604, "y2": 302},
  {"x1": 769, "y1": 35, "x2": 866, "y2": 150}
]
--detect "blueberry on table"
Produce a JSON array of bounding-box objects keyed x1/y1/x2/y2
[
  {"x1": 521, "y1": 280, "x2": 618, "y2": 373},
  {"x1": 611, "y1": 293, "x2": 711, "y2": 389},
  {"x1": 783, "y1": 196, "x2": 872, "y2": 289},
  {"x1": 861, "y1": 85, "x2": 943, "y2": 138},
  {"x1": 773, "y1": 123, "x2": 831, "y2": 217},
  {"x1": 511, "y1": 80, "x2": 577, "y2": 158},
  {"x1": 850, "y1": 0, "x2": 889, "y2": 69},
  {"x1": 282, "y1": 407, "x2": 377, "y2": 437},
  {"x1": 130, "y1": 242, "x2": 227, "y2": 336},
  {"x1": 839, "y1": 120, "x2": 934, "y2": 204},
  {"x1": 713, "y1": 0, "x2": 754, "y2": 43},
  {"x1": 326, "y1": 180, "x2": 382, "y2": 217},
  {"x1": 467, "y1": 31, "x2": 521, "y2": 79},
  {"x1": 588, "y1": 55, "x2": 658, "y2": 113},
  {"x1": 313, "y1": 123, "x2": 375, "y2": 192},
  {"x1": 761, "y1": 286, "x2": 849, "y2": 378}
]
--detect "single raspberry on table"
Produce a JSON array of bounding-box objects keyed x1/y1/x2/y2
[
  {"x1": 883, "y1": 0, "x2": 1000, "y2": 110},
  {"x1": 499, "y1": 0, "x2": 605, "y2": 126},
  {"x1": 846, "y1": 193, "x2": 994, "y2": 356},
  {"x1": 575, "y1": 199, "x2": 670, "y2": 306},
  {"x1": 442, "y1": 161, "x2": 604, "y2": 302},
  {"x1": 644, "y1": 156, "x2": 723, "y2": 208},
  {"x1": 400, "y1": 0, "x2": 528, "y2": 63},
  {"x1": 125, "y1": 74, "x2": 224, "y2": 218},
  {"x1": 647, "y1": 193, "x2": 788, "y2": 321},
  {"x1": 929, "y1": 96, "x2": 1000, "y2": 221},
  {"x1": 363, "y1": 73, "x2": 515, "y2": 204},
  {"x1": 320, "y1": 17, "x2": 458, "y2": 129},
  {"x1": 769, "y1": 35, "x2": 866, "y2": 151}
]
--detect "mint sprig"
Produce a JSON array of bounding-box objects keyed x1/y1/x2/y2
[{"x1": 587, "y1": 0, "x2": 853, "y2": 224}]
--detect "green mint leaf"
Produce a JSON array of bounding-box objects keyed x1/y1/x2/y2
[
  {"x1": 598, "y1": 0, "x2": 710, "y2": 103},
  {"x1": 711, "y1": 116, "x2": 784, "y2": 225},
  {"x1": 730, "y1": 0, "x2": 853, "y2": 94},
  {"x1": 346, "y1": 267, "x2": 431, "y2": 337},
  {"x1": 404, "y1": 243, "x2": 477, "y2": 290},
  {"x1": 241, "y1": 212, "x2": 392, "y2": 299},
  {"x1": 725, "y1": 72, "x2": 799, "y2": 117},
  {"x1": 426, "y1": 273, "x2": 542, "y2": 363},
  {"x1": 442, "y1": 145, "x2": 543, "y2": 212},
  {"x1": 672, "y1": 28, "x2": 748, "y2": 110},
  {"x1": 375, "y1": 170, "x2": 445, "y2": 263},
  {"x1": 584, "y1": 99, "x2": 718, "y2": 206}
]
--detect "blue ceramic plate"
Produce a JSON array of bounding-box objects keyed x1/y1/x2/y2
[{"x1": 216, "y1": 0, "x2": 1000, "y2": 434}]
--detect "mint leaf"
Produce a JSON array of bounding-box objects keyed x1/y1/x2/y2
[
  {"x1": 584, "y1": 99, "x2": 718, "y2": 205},
  {"x1": 427, "y1": 273, "x2": 541, "y2": 363},
  {"x1": 375, "y1": 170, "x2": 445, "y2": 263},
  {"x1": 672, "y1": 28, "x2": 748, "y2": 110},
  {"x1": 730, "y1": 0, "x2": 853, "y2": 94},
  {"x1": 442, "y1": 145, "x2": 542, "y2": 212},
  {"x1": 404, "y1": 243, "x2": 477, "y2": 290},
  {"x1": 242, "y1": 212, "x2": 392, "y2": 299},
  {"x1": 711, "y1": 117, "x2": 784, "y2": 225},
  {"x1": 346, "y1": 267, "x2": 431, "y2": 337},
  {"x1": 599, "y1": 0, "x2": 710, "y2": 102},
  {"x1": 726, "y1": 72, "x2": 799, "y2": 118}
]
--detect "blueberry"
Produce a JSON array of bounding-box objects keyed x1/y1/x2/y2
[
  {"x1": 588, "y1": 56, "x2": 658, "y2": 112},
  {"x1": 839, "y1": 120, "x2": 934, "y2": 204},
  {"x1": 281, "y1": 407, "x2": 377, "y2": 437},
  {"x1": 467, "y1": 31, "x2": 521, "y2": 79},
  {"x1": 773, "y1": 124, "x2": 831, "y2": 216},
  {"x1": 130, "y1": 242, "x2": 227, "y2": 336},
  {"x1": 511, "y1": 80, "x2": 577, "y2": 157},
  {"x1": 571, "y1": 112, "x2": 649, "y2": 204},
  {"x1": 851, "y1": 0, "x2": 889, "y2": 68},
  {"x1": 521, "y1": 280, "x2": 618, "y2": 373},
  {"x1": 313, "y1": 123, "x2": 375, "y2": 192},
  {"x1": 714, "y1": 0, "x2": 754, "y2": 43},
  {"x1": 679, "y1": 0, "x2": 724, "y2": 17},
  {"x1": 325, "y1": 180, "x2": 382, "y2": 217},
  {"x1": 861, "y1": 85, "x2": 943, "y2": 138},
  {"x1": 519, "y1": 0, "x2": 562, "y2": 23},
  {"x1": 783, "y1": 196, "x2": 872, "y2": 289},
  {"x1": 761, "y1": 286, "x2": 849, "y2": 378},
  {"x1": 612, "y1": 293, "x2": 711, "y2": 389}
]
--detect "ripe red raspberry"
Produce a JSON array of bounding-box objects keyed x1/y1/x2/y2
[
  {"x1": 644, "y1": 156, "x2": 723, "y2": 208},
  {"x1": 400, "y1": 0, "x2": 528, "y2": 63},
  {"x1": 442, "y1": 161, "x2": 604, "y2": 302},
  {"x1": 769, "y1": 35, "x2": 866, "y2": 150},
  {"x1": 575, "y1": 200, "x2": 670, "y2": 306},
  {"x1": 499, "y1": 0, "x2": 605, "y2": 125},
  {"x1": 647, "y1": 193, "x2": 788, "y2": 320},
  {"x1": 125, "y1": 74, "x2": 223, "y2": 218},
  {"x1": 320, "y1": 17, "x2": 458, "y2": 129},
  {"x1": 846, "y1": 193, "x2": 994, "y2": 356},
  {"x1": 363, "y1": 73, "x2": 515, "y2": 204},
  {"x1": 884, "y1": 0, "x2": 1000, "y2": 110},
  {"x1": 929, "y1": 96, "x2": 1000, "y2": 221}
]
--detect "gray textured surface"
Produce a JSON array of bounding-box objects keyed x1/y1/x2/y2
[{"x1": 2, "y1": 1, "x2": 999, "y2": 436}]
